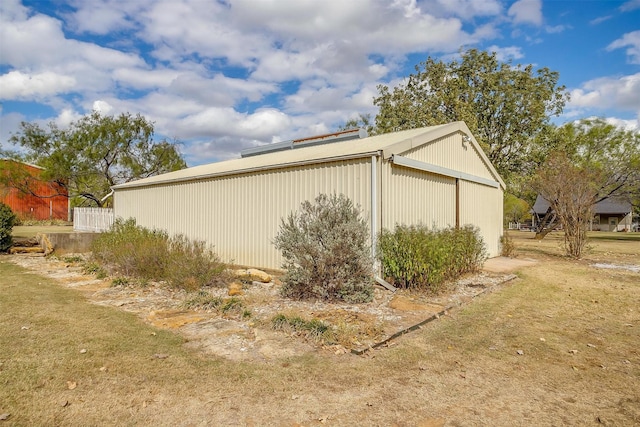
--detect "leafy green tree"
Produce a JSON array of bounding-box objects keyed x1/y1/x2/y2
[
  {"x1": 337, "y1": 113, "x2": 375, "y2": 135},
  {"x1": 5, "y1": 111, "x2": 186, "y2": 207},
  {"x1": 373, "y1": 49, "x2": 569, "y2": 183},
  {"x1": 550, "y1": 118, "x2": 640, "y2": 205}
]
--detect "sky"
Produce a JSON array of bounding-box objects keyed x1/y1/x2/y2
[{"x1": 1, "y1": 0, "x2": 639, "y2": 167}]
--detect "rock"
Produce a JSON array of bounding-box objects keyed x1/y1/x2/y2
[
  {"x1": 246, "y1": 268, "x2": 271, "y2": 283},
  {"x1": 152, "y1": 353, "x2": 169, "y2": 359},
  {"x1": 80, "y1": 349, "x2": 87, "y2": 354},
  {"x1": 0, "y1": 413, "x2": 10, "y2": 421},
  {"x1": 516, "y1": 350, "x2": 524, "y2": 355},
  {"x1": 67, "y1": 380, "x2": 77, "y2": 390},
  {"x1": 228, "y1": 281, "x2": 244, "y2": 296},
  {"x1": 569, "y1": 349, "x2": 578, "y2": 354}
]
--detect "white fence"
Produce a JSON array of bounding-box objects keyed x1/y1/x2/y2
[{"x1": 73, "y1": 208, "x2": 115, "y2": 232}]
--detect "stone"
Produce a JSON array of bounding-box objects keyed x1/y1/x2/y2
[
  {"x1": 246, "y1": 268, "x2": 271, "y2": 283},
  {"x1": 228, "y1": 281, "x2": 244, "y2": 296}
]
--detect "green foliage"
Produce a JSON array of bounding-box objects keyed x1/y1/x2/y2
[
  {"x1": 504, "y1": 193, "x2": 531, "y2": 225},
  {"x1": 271, "y1": 313, "x2": 330, "y2": 340},
  {"x1": 377, "y1": 224, "x2": 487, "y2": 292},
  {"x1": 91, "y1": 218, "x2": 228, "y2": 290},
  {"x1": 374, "y1": 49, "x2": 568, "y2": 183},
  {"x1": 337, "y1": 113, "x2": 375, "y2": 135},
  {"x1": 549, "y1": 118, "x2": 640, "y2": 205},
  {"x1": 6, "y1": 111, "x2": 186, "y2": 207},
  {"x1": 0, "y1": 203, "x2": 17, "y2": 252},
  {"x1": 273, "y1": 193, "x2": 374, "y2": 303}
]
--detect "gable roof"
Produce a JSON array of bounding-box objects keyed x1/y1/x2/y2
[
  {"x1": 113, "y1": 122, "x2": 505, "y2": 190},
  {"x1": 532, "y1": 194, "x2": 632, "y2": 215}
]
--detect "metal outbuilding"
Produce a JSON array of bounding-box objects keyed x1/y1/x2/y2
[{"x1": 112, "y1": 122, "x2": 505, "y2": 270}]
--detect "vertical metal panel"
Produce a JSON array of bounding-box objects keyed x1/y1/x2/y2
[
  {"x1": 403, "y1": 133, "x2": 496, "y2": 181},
  {"x1": 458, "y1": 180, "x2": 503, "y2": 257},
  {"x1": 380, "y1": 161, "x2": 456, "y2": 230},
  {"x1": 115, "y1": 158, "x2": 372, "y2": 270}
]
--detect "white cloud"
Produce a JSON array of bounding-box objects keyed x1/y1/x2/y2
[
  {"x1": 607, "y1": 31, "x2": 640, "y2": 64},
  {"x1": 0, "y1": 71, "x2": 76, "y2": 100},
  {"x1": 508, "y1": 0, "x2": 543, "y2": 26},
  {"x1": 569, "y1": 73, "x2": 640, "y2": 112},
  {"x1": 486, "y1": 45, "x2": 524, "y2": 61},
  {"x1": 620, "y1": 0, "x2": 640, "y2": 12}
]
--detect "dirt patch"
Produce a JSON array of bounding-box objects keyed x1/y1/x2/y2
[{"x1": 8, "y1": 254, "x2": 516, "y2": 362}]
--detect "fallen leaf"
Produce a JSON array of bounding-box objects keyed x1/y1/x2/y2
[
  {"x1": 21, "y1": 326, "x2": 30, "y2": 330},
  {"x1": 587, "y1": 343, "x2": 596, "y2": 348},
  {"x1": 99, "y1": 366, "x2": 107, "y2": 372},
  {"x1": 79, "y1": 349, "x2": 87, "y2": 354},
  {"x1": 60, "y1": 400, "x2": 69, "y2": 407},
  {"x1": 572, "y1": 366, "x2": 579, "y2": 371},
  {"x1": 0, "y1": 413, "x2": 10, "y2": 421},
  {"x1": 516, "y1": 350, "x2": 524, "y2": 355},
  {"x1": 67, "y1": 381, "x2": 77, "y2": 390},
  {"x1": 539, "y1": 338, "x2": 546, "y2": 342}
]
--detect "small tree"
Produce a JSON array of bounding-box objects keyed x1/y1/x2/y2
[
  {"x1": 534, "y1": 153, "x2": 598, "y2": 258},
  {"x1": 0, "y1": 203, "x2": 17, "y2": 252},
  {"x1": 273, "y1": 194, "x2": 374, "y2": 303}
]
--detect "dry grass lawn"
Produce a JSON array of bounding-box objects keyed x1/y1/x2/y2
[{"x1": 1, "y1": 231, "x2": 639, "y2": 426}]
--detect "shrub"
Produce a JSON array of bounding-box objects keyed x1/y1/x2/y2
[
  {"x1": 500, "y1": 232, "x2": 516, "y2": 257},
  {"x1": 273, "y1": 193, "x2": 374, "y2": 303},
  {"x1": 377, "y1": 224, "x2": 487, "y2": 292},
  {"x1": 0, "y1": 203, "x2": 17, "y2": 252},
  {"x1": 91, "y1": 218, "x2": 228, "y2": 290}
]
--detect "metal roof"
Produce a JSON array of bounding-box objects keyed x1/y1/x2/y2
[
  {"x1": 532, "y1": 194, "x2": 632, "y2": 215},
  {"x1": 113, "y1": 122, "x2": 505, "y2": 190}
]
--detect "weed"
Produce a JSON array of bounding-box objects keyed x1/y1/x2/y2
[
  {"x1": 183, "y1": 291, "x2": 223, "y2": 310},
  {"x1": 500, "y1": 232, "x2": 516, "y2": 257},
  {"x1": 111, "y1": 277, "x2": 130, "y2": 287},
  {"x1": 83, "y1": 261, "x2": 107, "y2": 279},
  {"x1": 62, "y1": 255, "x2": 84, "y2": 263},
  {"x1": 271, "y1": 313, "x2": 331, "y2": 341}
]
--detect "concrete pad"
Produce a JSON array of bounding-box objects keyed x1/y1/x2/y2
[{"x1": 483, "y1": 256, "x2": 537, "y2": 273}]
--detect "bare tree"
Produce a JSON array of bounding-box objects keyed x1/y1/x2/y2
[{"x1": 533, "y1": 153, "x2": 599, "y2": 258}]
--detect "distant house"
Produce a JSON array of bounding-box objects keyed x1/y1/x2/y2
[
  {"x1": 0, "y1": 160, "x2": 69, "y2": 221},
  {"x1": 531, "y1": 195, "x2": 633, "y2": 232}
]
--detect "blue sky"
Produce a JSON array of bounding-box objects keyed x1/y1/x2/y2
[{"x1": 1, "y1": 0, "x2": 639, "y2": 167}]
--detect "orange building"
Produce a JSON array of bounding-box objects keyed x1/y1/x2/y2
[{"x1": 0, "y1": 161, "x2": 69, "y2": 221}]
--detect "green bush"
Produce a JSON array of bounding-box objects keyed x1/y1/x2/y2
[
  {"x1": 273, "y1": 193, "x2": 374, "y2": 303},
  {"x1": 0, "y1": 203, "x2": 17, "y2": 252},
  {"x1": 377, "y1": 224, "x2": 487, "y2": 292},
  {"x1": 91, "y1": 218, "x2": 228, "y2": 290}
]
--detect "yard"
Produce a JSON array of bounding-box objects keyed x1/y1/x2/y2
[{"x1": 0, "y1": 231, "x2": 638, "y2": 425}]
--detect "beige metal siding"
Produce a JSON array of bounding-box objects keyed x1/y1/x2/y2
[
  {"x1": 402, "y1": 132, "x2": 497, "y2": 182},
  {"x1": 115, "y1": 158, "x2": 372, "y2": 269},
  {"x1": 458, "y1": 180, "x2": 503, "y2": 257},
  {"x1": 380, "y1": 160, "x2": 456, "y2": 231}
]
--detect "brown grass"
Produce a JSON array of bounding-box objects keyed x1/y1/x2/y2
[{"x1": 1, "y1": 231, "x2": 639, "y2": 425}]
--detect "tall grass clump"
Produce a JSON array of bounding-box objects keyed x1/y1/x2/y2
[
  {"x1": 377, "y1": 224, "x2": 487, "y2": 292},
  {"x1": 273, "y1": 193, "x2": 374, "y2": 303},
  {"x1": 91, "y1": 218, "x2": 228, "y2": 290},
  {"x1": 0, "y1": 202, "x2": 17, "y2": 252}
]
